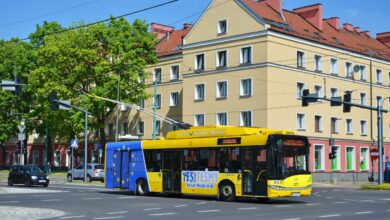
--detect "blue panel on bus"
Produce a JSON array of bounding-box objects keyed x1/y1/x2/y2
[{"x1": 121, "y1": 151, "x2": 130, "y2": 188}]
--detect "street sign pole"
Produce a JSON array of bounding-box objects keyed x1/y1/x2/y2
[
  {"x1": 71, "y1": 146, "x2": 74, "y2": 182},
  {"x1": 84, "y1": 111, "x2": 88, "y2": 182},
  {"x1": 377, "y1": 98, "x2": 384, "y2": 185}
]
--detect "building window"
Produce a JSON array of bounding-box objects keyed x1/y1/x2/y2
[
  {"x1": 140, "y1": 99, "x2": 145, "y2": 108},
  {"x1": 153, "y1": 68, "x2": 161, "y2": 83},
  {"x1": 216, "y1": 81, "x2": 227, "y2": 98},
  {"x1": 315, "y1": 115, "x2": 323, "y2": 132},
  {"x1": 240, "y1": 111, "x2": 252, "y2": 127},
  {"x1": 122, "y1": 122, "x2": 128, "y2": 135},
  {"x1": 388, "y1": 72, "x2": 390, "y2": 86},
  {"x1": 296, "y1": 113, "x2": 306, "y2": 130},
  {"x1": 346, "y1": 147, "x2": 356, "y2": 171},
  {"x1": 297, "y1": 82, "x2": 305, "y2": 98},
  {"x1": 377, "y1": 96, "x2": 383, "y2": 108},
  {"x1": 360, "y1": 148, "x2": 369, "y2": 171},
  {"x1": 154, "y1": 94, "x2": 161, "y2": 109},
  {"x1": 330, "y1": 58, "x2": 338, "y2": 75},
  {"x1": 346, "y1": 119, "x2": 353, "y2": 134},
  {"x1": 54, "y1": 151, "x2": 61, "y2": 167},
  {"x1": 360, "y1": 120, "x2": 367, "y2": 136},
  {"x1": 154, "y1": 120, "x2": 161, "y2": 135},
  {"x1": 194, "y1": 114, "x2": 205, "y2": 126},
  {"x1": 331, "y1": 117, "x2": 339, "y2": 134},
  {"x1": 194, "y1": 83, "x2": 205, "y2": 101},
  {"x1": 240, "y1": 46, "x2": 252, "y2": 64},
  {"x1": 360, "y1": 93, "x2": 367, "y2": 105},
  {"x1": 137, "y1": 121, "x2": 144, "y2": 135},
  {"x1": 108, "y1": 123, "x2": 113, "y2": 135},
  {"x1": 330, "y1": 87, "x2": 338, "y2": 97},
  {"x1": 217, "y1": 50, "x2": 227, "y2": 68},
  {"x1": 376, "y1": 69, "x2": 383, "y2": 84},
  {"x1": 360, "y1": 65, "x2": 367, "y2": 80},
  {"x1": 297, "y1": 51, "x2": 305, "y2": 68},
  {"x1": 170, "y1": 65, "x2": 179, "y2": 80},
  {"x1": 32, "y1": 150, "x2": 39, "y2": 165},
  {"x1": 216, "y1": 112, "x2": 227, "y2": 125},
  {"x1": 314, "y1": 145, "x2": 324, "y2": 171},
  {"x1": 314, "y1": 85, "x2": 323, "y2": 98},
  {"x1": 170, "y1": 92, "x2": 179, "y2": 107},
  {"x1": 195, "y1": 54, "x2": 205, "y2": 71},
  {"x1": 240, "y1": 78, "x2": 252, "y2": 97},
  {"x1": 331, "y1": 146, "x2": 340, "y2": 171},
  {"x1": 217, "y1": 19, "x2": 227, "y2": 34},
  {"x1": 314, "y1": 55, "x2": 322, "y2": 71},
  {"x1": 345, "y1": 62, "x2": 353, "y2": 78}
]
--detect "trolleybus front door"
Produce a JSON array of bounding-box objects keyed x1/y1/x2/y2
[
  {"x1": 242, "y1": 148, "x2": 267, "y2": 197},
  {"x1": 113, "y1": 150, "x2": 130, "y2": 188},
  {"x1": 163, "y1": 150, "x2": 182, "y2": 193}
]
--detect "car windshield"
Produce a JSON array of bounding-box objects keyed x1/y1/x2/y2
[
  {"x1": 94, "y1": 165, "x2": 104, "y2": 169},
  {"x1": 25, "y1": 166, "x2": 43, "y2": 175}
]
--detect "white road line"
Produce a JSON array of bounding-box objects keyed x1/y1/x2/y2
[
  {"x1": 118, "y1": 196, "x2": 136, "y2": 199},
  {"x1": 325, "y1": 197, "x2": 334, "y2": 199},
  {"x1": 197, "y1": 210, "x2": 220, "y2": 213},
  {"x1": 174, "y1": 204, "x2": 188, "y2": 208},
  {"x1": 33, "y1": 195, "x2": 52, "y2": 197},
  {"x1": 238, "y1": 207, "x2": 258, "y2": 210},
  {"x1": 93, "y1": 216, "x2": 124, "y2": 220},
  {"x1": 196, "y1": 202, "x2": 207, "y2": 205},
  {"x1": 305, "y1": 203, "x2": 320, "y2": 206},
  {"x1": 382, "y1": 198, "x2": 390, "y2": 201},
  {"x1": 42, "y1": 199, "x2": 63, "y2": 202},
  {"x1": 2, "y1": 196, "x2": 16, "y2": 198},
  {"x1": 0, "y1": 201, "x2": 20, "y2": 204},
  {"x1": 59, "y1": 215, "x2": 86, "y2": 219},
  {"x1": 281, "y1": 218, "x2": 301, "y2": 220},
  {"x1": 356, "y1": 211, "x2": 373, "y2": 215},
  {"x1": 149, "y1": 213, "x2": 176, "y2": 216},
  {"x1": 274, "y1": 205, "x2": 292, "y2": 208},
  {"x1": 318, "y1": 214, "x2": 340, "y2": 218},
  {"x1": 387, "y1": 210, "x2": 390, "y2": 212},
  {"x1": 343, "y1": 199, "x2": 356, "y2": 202},
  {"x1": 106, "y1": 211, "x2": 128, "y2": 215},
  {"x1": 144, "y1": 208, "x2": 162, "y2": 211},
  {"x1": 360, "y1": 200, "x2": 373, "y2": 203},
  {"x1": 82, "y1": 198, "x2": 102, "y2": 200},
  {"x1": 334, "y1": 202, "x2": 348, "y2": 204}
]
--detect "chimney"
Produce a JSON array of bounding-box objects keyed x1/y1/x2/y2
[
  {"x1": 361, "y1": 31, "x2": 371, "y2": 37},
  {"x1": 353, "y1": 27, "x2": 360, "y2": 33},
  {"x1": 150, "y1": 23, "x2": 175, "y2": 40},
  {"x1": 324, "y1": 17, "x2": 339, "y2": 30},
  {"x1": 263, "y1": 0, "x2": 282, "y2": 14},
  {"x1": 377, "y1": 32, "x2": 390, "y2": 47},
  {"x1": 294, "y1": 4, "x2": 323, "y2": 31},
  {"x1": 183, "y1": 23, "x2": 193, "y2": 30},
  {"x1": 343, "y1": 23, "x2": 354, "y2": 32}
]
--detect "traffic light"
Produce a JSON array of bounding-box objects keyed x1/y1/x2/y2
[
  {"x1": 343, "y1": 91, "x2": 352, "y2": 112},
  {"x1": 329, "y1": 147, "x2": 337, "y2": 160},
  {"x1": 48, "y1": 92, "x2": 59, "y2": 110},
  {"x1": 301, "y1": 89, "x2": 309, "y2": 107}
]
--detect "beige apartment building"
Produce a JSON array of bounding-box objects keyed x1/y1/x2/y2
[{"x1": 107, "y1": 0, "x2": 390, "y2": 182}]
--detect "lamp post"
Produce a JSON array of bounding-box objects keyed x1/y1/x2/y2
[{"x1": 377, "y1": 97, "x2": 389, "y2": 185}]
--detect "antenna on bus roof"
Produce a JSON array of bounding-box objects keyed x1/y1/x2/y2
[{"x1": 83, "y1": 92, "x2": 192, "y2": 130}]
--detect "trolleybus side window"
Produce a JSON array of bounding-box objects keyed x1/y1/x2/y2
[
  {"x1": 219, "y1": 147, "x2": 241, "y2": 173},
  {"x1": 183, "y1": 149, "x2": 198, "y2": 170},
  {"x1": 199, "y1": 149, "x2": 218, "y2": 171},
  {"x1": 144, "y1": 150, "x2": 162, "y2": 172}
]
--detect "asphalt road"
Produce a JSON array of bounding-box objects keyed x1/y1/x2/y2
[{"x1": 1, "y1": 182, "x2": 390, "y2": 220}]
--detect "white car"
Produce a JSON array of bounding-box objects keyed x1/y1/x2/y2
[{"x1": 67, "y1": 163, "x2": 104, "y2": 182}]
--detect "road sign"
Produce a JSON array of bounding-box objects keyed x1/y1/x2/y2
[
  {"x1": 59, "y1": 100, "x2": 71, "y2": 110},
  {"x1": 370, "y1": 148, "x2": 379, "y2": 160},
  {"x1": 1, "y1": 80, "x2": 15, "y2": 91},
  {"x1": 18, "y1": 133, "x2": 26, "y2": 141},
  {"x1": 18, "y1": 125, "x2": 25, "y2": 133},
  {"x1": 71, "y1": 139, "x2": 79, "y2": 149}
]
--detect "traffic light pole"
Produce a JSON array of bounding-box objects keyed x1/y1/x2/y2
[{"x1": 377, "y1": 97, "x2": 384, "y2": 185}]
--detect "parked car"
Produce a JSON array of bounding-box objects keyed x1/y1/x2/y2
[
  {"x1": 8, "y1": 165, "x2": 50, "y2": 187},
  {"x1": 67, "y1": 163, "x2": 104, "y2": 182}
]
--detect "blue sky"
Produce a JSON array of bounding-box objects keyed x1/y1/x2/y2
[{"x1": 0, "y1": 0, "x2": 388, "y2": 41}]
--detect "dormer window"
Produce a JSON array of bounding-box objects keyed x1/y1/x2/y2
[{"x1": 218, "y1": 19, "x2": 227, "y2": 34}]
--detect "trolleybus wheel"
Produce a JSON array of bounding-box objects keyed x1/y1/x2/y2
[
  {"x1": 136, "y1": 179, "x2": 149, "y2": 196},
  {"x1": 219, "y1": 182, "x2": 235, "y2": 201}
]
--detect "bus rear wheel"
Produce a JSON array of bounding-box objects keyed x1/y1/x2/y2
[
  {"x1": 219, "y1": 182, "x2": 235, "y2": 201},
  {"x1": 136, "y1": 179, "x2": 148, "y2": 196}
]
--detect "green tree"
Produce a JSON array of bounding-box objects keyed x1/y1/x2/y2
[{"x1": 28, "y1": 18, "x2": 157, "y2": 156}]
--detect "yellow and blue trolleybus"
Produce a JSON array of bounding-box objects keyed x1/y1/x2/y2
[{"x1": 105, "y1": 126, "x2": 312, "y2": 201}]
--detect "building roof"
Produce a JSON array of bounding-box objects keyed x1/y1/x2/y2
[
  {"x1": 241, "y1": 0, "x2": 390, "y2": 61},
  {"x1": 155, "y1": 26, "x2": 192, "y2": 57}
]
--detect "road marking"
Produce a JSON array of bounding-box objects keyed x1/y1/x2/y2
[
  {"x1": 174, "y1": 204, "x2": 188, "y2": 208},
  {"x1": 356, "y1": 211, "x2": 373, "y2": 215},
  {"x1": 382, "y1": 198, "x2": 390, "y2": 201},
  {"x1": 387, "y1": 210, "x2": 390, "y2": 212},
  {"x1": 334, "y1": 202, "x2": 348, "y2": 204},
  {"x1": 82, "y1": 198, "x2": 102, "y2": 200},
  {"x1": 197, "y1": 210, "x2": 220, "y2": 213},
  {"x1": 118, "y1": 196, "x2": 136, "y2": 199},
  {"x1": 274, "y1": 205, "x2": 292, "y2": 208},
  {"x1": 42, "y1": 199, "x2": 63, "y2": 202},
  {"x1": 318, "y1": 214, "x2": 340, "y2": 218},
  {"x1": 106, "y1": 211, "x2": 128, "y2": 215},
  {"x1": 281, "y1": 218, "x2": 301, "y2": 220},
  {"x1": 360, "y1": 200, "x2": 373, "y2": 203},
  {"x1": 33, "y1": 195, "x2": 52, "y2": 197},
  {"x1": 59, "y1": 216, "x2": 86, "y2": 219},
  {"x1": 144, "y1": 208, "x2": 162, "y2": 211},
  {"x1": 93, "y1": 216, "x2": 124, "y2": 220},
  {"x1": 2, "y1": 196, "x2": 16, "y2": 198},
  {"x1": 0, "y1": 201, "x2": 20, "y2": 204},
  {"x1": 149, "y1": 213, "x2": 176, "y2": 216},
  {"x1": 305, "y1": 203, "x2": 320, "y2": 206},
  {"x1": 343, "y1": 199, "x2": 356, "y2": 202},
  {"x1": 238, "y1": 207, "x2": 258, "y2": 210},
  {"x1": 325, "y1": 197, "x2": 334, "y2": 199},
  {"x1": 196, "y1": 202, "x2": 207, "y2": 205}
]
